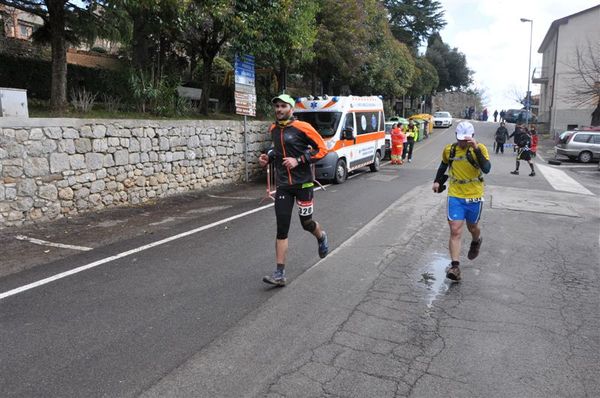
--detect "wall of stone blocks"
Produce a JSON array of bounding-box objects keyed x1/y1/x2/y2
[{"x1": 0, "y1": 118, "x2": 271, "y2": 228}]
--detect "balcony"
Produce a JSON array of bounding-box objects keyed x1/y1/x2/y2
[{"x1": 532, "y1": 67, "x2": 549, "y2": 84}]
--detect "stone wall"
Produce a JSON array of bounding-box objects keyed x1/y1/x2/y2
[
  {"x1": 0, "y1": 118, "x2": 271, "y2": 229},
  {"x1": 432, "y1": 91, "x2": 482, "y2": 119}
]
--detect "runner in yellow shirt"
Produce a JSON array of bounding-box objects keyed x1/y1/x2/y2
[{"x1": 432, "y1": 121, "x2": 491, "y2": 281}]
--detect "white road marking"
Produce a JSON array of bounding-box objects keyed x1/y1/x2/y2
[
  {"x1": 537, "y1": 164, "x2": 594, "y2": 196},
  {"x1": 207, "y1": 194, "x2": 255, "y2": 200},
  {"x1": 1, "y1": 204, "x2": 275, "y2": 301},
  {"x1": 15, "y1": 235, "x2": 93, "y2": 251}
]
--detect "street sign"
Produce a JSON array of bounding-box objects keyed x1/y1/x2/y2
[{"x1": 234, "y1": 54, "x2": 256, "y2": 117}]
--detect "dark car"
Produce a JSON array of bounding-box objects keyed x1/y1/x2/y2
[{"x1": 504, "y1": 109, "x2": 537, "y2": 124}]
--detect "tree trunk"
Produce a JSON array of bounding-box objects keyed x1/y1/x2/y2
[
  {"x1": 48, "y1": 0, "x2": 68, "y2": 112},
  {"x1": 278, "y1": 56, "x2": 287, "y2": 93},
  {"x1": 592, "y1": 101, "x2": 600, "y2": 126},
  {"x1": 200, "y1": 56, "x2": 213, "y2": 115}
]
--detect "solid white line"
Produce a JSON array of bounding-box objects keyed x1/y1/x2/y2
[
  {"x1": 537, "y1": 163, "x2": 594, "y2": 196},
  {"x1": 15, "y1": 235, "x2": 93, "y2": 251},
  {"x1": 1, "y1": 203, "x2": 275, "y2": 301},
  {"x1": 207, "y1": 194, "x2": 255, "y2": 200}
]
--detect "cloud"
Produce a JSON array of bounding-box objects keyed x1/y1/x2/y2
[{"x1": 438, "y1": 0, "x2": 599, "y2": 112}]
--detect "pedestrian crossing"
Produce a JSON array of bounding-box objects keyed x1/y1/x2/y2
[{"x1": 537, "y1": 163, "x2": 594, "y2": 196}]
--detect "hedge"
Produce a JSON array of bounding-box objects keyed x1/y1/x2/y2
[{"x1": 0, "y1": 54, "x2": 130, "y2": 100}]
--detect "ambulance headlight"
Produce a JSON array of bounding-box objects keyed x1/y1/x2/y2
[{"x1": 326, "y1": 140, "x2": 335, "y2": 150}]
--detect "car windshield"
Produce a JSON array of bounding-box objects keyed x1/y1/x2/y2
[
  {"x1": 295, "y1": 112, "x2": 342, "y2": 137},
  {"x1": 558, "y1": 131, "x2": 573, "y2": 144},
  {"x1": 434, "y1": 112, "x2": 450, "y2": 118}
]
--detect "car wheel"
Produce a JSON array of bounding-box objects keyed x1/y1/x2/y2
[
  {"x1": 369, "y1": 151, "x2": 381, "y2": 172},
  {"x1": 578, "y1": 151, "x2": 593, "y2": 163},
  {"x1": 333, "y1": 159, "x2": 347, "y2": 184}
]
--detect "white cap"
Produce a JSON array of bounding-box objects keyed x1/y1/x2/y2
[{"x1": 456, "y1": 121, "x2": 475, "y2": 140}]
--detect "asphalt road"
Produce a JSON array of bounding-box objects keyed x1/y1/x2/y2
[{"x1": 1, "y1": 121, "x2": 599, "y2": 397}]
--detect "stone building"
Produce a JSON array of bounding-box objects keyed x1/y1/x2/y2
[{"x1": 534, "y1": 4, "x2": 600, "y2": 135}]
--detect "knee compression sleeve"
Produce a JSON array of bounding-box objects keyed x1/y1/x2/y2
[{"x1": 300, "y1": 215, "x2": 316, "y2": 233}]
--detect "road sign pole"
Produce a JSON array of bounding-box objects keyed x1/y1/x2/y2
[{"x1": 244, "y1": 115, "x2": 248, "y2": 183}]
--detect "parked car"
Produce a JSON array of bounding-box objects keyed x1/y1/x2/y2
[
  {"x1": 504, "y1": 109, "x2": 537, "y2": 124},
  {"x1": 554, "y1": 128, "x2": 600, "y2": 163},
  {"x1": 433, "y1": 111, "x2": 452, "y2": 128}
]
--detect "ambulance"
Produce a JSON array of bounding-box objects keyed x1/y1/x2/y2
[{"x1": 293, "y1": 95, "x2": 386, "y2": 184}]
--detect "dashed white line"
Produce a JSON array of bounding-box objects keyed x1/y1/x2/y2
[{"x1": 15, "y1": 235, "x2": 93, "y2": 251}]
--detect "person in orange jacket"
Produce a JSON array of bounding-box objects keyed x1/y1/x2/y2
[
  {"x1": 390, "y1": 123, "x2": 405, "y2": 164},
  {"x1": 529, "y1": 125, "x2": 539, "y2": 157}
]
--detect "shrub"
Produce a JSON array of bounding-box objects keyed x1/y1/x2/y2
[{"x1": 70, "y1": 87, "x2": 97, "y2": 112}]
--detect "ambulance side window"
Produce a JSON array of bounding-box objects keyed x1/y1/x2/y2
[
  {"x1": 344, "y1": 113, "x2": 354, "y2": 131},
  {"x1": 355, "y1": 111, "x2": 379, "y2": 135}
]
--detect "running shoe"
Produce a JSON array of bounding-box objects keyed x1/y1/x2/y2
[
  {"x1": 445, "y1": 265, "x2": 461, "y2": 281},
  {"x1": 263, "y1": 270, "x2": 286, "y2": 287},
  {"x1": 467, "y1": 237, "x2": 482, "y2": 260},
  {"x1": 318, "y1": 231, "x2": 329, "y2": 259},
  {"x1": 529, "y1": 172, "x2": 536, "y2": 177},
  {"x1": 510, "y1": 170, "x2": 519, "y2": 175}
]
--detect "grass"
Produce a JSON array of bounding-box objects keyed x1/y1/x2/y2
[{"x1": 28, "y1": 101, "x2": 267, "y2": 121}]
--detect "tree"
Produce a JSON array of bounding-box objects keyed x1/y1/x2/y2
[
  {"x1": 0, "y1": 1, "x2": 104, "y2": 111},
  {"x1": 306, "y1": 0, "x2": 369, "y2": 94},
  {"x1": 563, "y1": 40, "x2": 600, "y2": 126},
  {"x1": 383, "y1": 0, "x2": 446, "y2": 49},
  {"x1": 408, "y1": 56, "x2": 438, "y2": 97},
  {"x1": 237, "y1": 0, "x2": 318, "y2": 94},
  {"x1": 426, "y1": 32, "x2": 472, "y2": 91}
]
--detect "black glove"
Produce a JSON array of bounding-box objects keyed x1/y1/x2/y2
[{"x1": 436, "y1": 174, "x2": 448, "y2": 194}]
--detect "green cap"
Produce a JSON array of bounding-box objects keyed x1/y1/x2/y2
[{"x1": 271, "y1": 94, "x2": 296, "y2": 107}]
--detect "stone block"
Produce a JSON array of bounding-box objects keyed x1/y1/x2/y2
[
  {"x1": 159, "y1": 137, "x2": 170, "y2": 150},
  {"x1": 30, "y1": 128, "x2": 44, "y2": 140},
  {"x1": 27, "y1": 141, "x2": 44, "y2": 157},
  {"x1": 129, "y1": 138, "x2": 140, "y2": 152},
  {"x1": 108, "y1": 137, "x2": 120, "y2": 147},
  {"x1": 11, "y1": 197, "x2": 34, "y2": 211},
  {"x1": 93, "y1": 138, "x2": 109, "y2": 152},
  {"x1": 75, "y1": 187, "x2": 90, "y2": 199},
  {"x1": 85, "y1": 153, "x2": 104, "y2": 170},
  {"x1": 43, "y1": 127, "x2": 62, "y2": 139},
  {"x1": 140, "y1": 137, "x2": 152, "y2": 152},
  {"x1": 17, "y1": 178, "x2": 37, "y2": 196},
  {"x1": 63, "y1": 128, "x2": 79, "y2": 138},
  {"x1": 132, "y1": 128, "x2": 144, "y2": 137},
  {"x1": 92, "y1": 125, "x2": 107, "y2": 138},
  {"x1": 24, "y1": 157, "x2": 50, "y2": 177},
  {"x1": 0, "y1": 148, "x2": 7, "y2": 159},
  {"x1": 129, "y1": 152, "x2": 140, "y2": 164},
  {"x1": 59, "y1": 187, "x2": 74, "y2": 200},
  {"x1": 75, "y1": 138, "x2": 92, "y2": 153},
  {"x1": 59, "y1": 139, "x2": 76, "y2": 154},
  {"x1": 114, "y1": 149, "x2": 129, "y2": 166},
  {"x1": 144, "y1": 127, "x2": 156, "y2": 137},
  {"x1": 90, "y1": 180, "x2": 106, "y2": 193},
  {"x1": 15, "y1": 129, "x2": 29, "y2": 142},
  {"x1": 103, "y1": 154, "x2": 115, "y2": 167},
  {"x1": 38, "y1": 184, "x2": 58, "y2": 200},
  {"x1": 7, "y1": 142, "x2": 26, "y2": 158},
  {"x1": 188, "y1": 135, "x2": 200, "y2": 148},
  {"x1": 42, "y1": 139, "x2": 58, "y2": 154},
  {"x1": 70, "y1": 154, "x2": 86, "y2": 170}
]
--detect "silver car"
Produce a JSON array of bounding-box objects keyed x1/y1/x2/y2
[{"x1": 555, "y1": 130, "x2": 600, "y2": 163}]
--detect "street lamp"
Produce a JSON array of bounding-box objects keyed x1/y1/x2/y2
[{"x1": 521, "y1": 18, "x2": 533, "y2": 126}]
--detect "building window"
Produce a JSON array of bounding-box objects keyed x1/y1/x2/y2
[{"x1": 19, "y1": 24, "x2": 29, "y2": 38}]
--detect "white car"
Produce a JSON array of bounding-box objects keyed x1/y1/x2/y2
[{"x1": 433, "y1": 111, "x2": 453, "y2": 128}]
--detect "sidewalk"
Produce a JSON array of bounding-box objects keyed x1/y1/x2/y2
[{"x1": 141, "y1": 184, "x2": 600, "y2": 397}]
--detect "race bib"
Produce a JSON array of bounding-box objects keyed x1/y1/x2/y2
[
  {"x1": 297, "y1": 200, "x2": 314, "y2": 216},
  {"x1": 465, "y1": 197, "x2": 484, "y2": 203}
]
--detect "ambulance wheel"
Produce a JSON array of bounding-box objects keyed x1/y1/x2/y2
[
  {"x1": 369, "y1": 152, "x2": 381, "y2": 172},
  {"x1": 333, "y1": 159, "x2": 347, "y2": 184}
]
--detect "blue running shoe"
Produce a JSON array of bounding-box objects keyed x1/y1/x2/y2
[
  {"x1": 318, "y1": 231, "x2": 329, "y2": 259},
  {"x1": 263, "y1": 270, "x2": 286, "y2": 287}
]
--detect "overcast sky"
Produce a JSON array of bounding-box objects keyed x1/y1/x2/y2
[{"x1": 438, "y1": 0, "x2": 599, "y2": 113}]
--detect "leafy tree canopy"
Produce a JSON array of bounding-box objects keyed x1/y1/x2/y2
[{"x1": 383, "y1": 0, "x2": 446, "y2": 49}]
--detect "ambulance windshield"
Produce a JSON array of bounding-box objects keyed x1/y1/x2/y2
[{"x1": 295, "y1": 112, "x2": 342, "y2": 138}]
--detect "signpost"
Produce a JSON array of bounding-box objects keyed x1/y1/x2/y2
[{"x1": 235, "y1": 54, "x2": 256, "y2": 182}]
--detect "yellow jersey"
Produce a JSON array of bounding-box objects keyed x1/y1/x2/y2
[{"x1": 442, "y1": 143, "x2": 489, "y2": 198}]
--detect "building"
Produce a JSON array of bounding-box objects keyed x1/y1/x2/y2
[
  {"x1": 534, "y1": 5, "x2": 600, "y2": 136},
  {"x1": 0, "y1": 5, "x2": 43, "y2": 40}
]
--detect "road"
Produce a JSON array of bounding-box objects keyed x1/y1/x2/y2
[{"x1": 1, "y1": 121, "x2": 599, "y2": 397}]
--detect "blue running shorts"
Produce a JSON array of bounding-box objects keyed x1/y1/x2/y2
[{"x1": 447, "y1": 196, "x2": 483, "y2": 224}]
